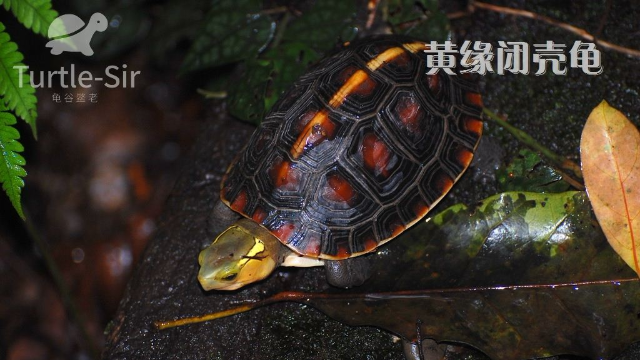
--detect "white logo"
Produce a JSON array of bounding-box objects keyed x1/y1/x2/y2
[{"x1": 45, "y1": 13, "x2": 108, "y2": 56}]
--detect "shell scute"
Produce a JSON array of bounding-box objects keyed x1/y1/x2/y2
[
  {"x1": 316, "y1": 59, "x2": 392, "y2": 118},
  {"x1": 221, "y1": 36, "x2": 483, "y2": 259}
]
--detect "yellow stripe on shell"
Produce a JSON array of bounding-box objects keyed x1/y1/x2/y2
[
  {"x1": 402, "y1": 41, "x2": 429, "y2": 53},
  {"x1": 292, "y1": 46, "x2": 410, "y2": 159}
]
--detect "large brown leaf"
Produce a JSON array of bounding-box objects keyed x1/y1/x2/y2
[
  {"x1": 158, "y1": 191, "x2": 640, "y2": 359},
  {"x1": 581, "y1": 100, "x2": 640, "y2": 276}
]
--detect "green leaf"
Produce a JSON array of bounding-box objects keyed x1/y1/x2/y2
[
  {"x1": 228, "y1": 42, "x2": 319, "y2": 124},
  {"x1": 192, "y1": 192, "x2": 640, "y2": 360},
  {"x1": 497, "y1": 149, "x2": 570, "y2": 193},
  {"x1": 0, "y1": 110, "x2": 26, "y2": 219},
  {"x1": 282, "y1": 0, "x2": 357, "y2": 52},
  {"x1": 264, "y1": 43, "x2": 319, "y2": 112},
  {"x1": 181, "y1": 0, "x2": 275, "y2": 73},
  {"x1": 227, "y1": 58, "x2": 272, "y2": 124},
  {"x1": 0, "y1": 22, "x2": 37, "y2": 137},
  {"x1": 0, "y1": 0, "x2": 59, "y2": 37}
]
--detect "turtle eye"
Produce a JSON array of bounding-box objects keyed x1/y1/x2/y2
[{"x1": 220, "y1": 273, "x2": 238, "y2": 281}]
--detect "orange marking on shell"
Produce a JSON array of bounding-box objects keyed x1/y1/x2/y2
[
  {"x1": 325, "y1": 174, "x2": 356, "y2": 204},
  {"x1": 396, "y1": 94, "x2": 422, "y2": 131},
  {"x1": 425, "y1": 74, "x2": 440, "y2": 94},
  {"x1": 336, "y1": 245, "x2": 351, "y2": 259},
  {"x1": 413, "y1": 201, "x2": 430, "y2": 218},
  {"x1": 464, "y1": 117, "x2": 483, "y2": 136},
  {"x1": 251, "y1": 207, "x2": 267, "y2": 223},
  {"x1": 363, "y1": 237, "x2": 378, "y2": 252},
  {"x1": 230, "y1": 190, "x2": 247, "y2": 213},
  {"x1": 270, "y1": 160, "x2": 301, "y2": 191},
  {"x1": 465, "y1": 92, "x2": 483, "y2": 107},
  {"x1": 456, "y1": 146, "x2": 474, "y2": 168},
  {"x1": 362, "y1": 133, "x2": 391, "y2": 177},
  {"x1": 272, "y1": 222, "x2": 296, "y2": 243},
  {"x1": 290, "y1": 110, "x2": 337, "y2": 159},
  {"x1": 437, "y1": 174, "x2": 454, "y2": 194},
  {"x1": 391, "y1": 223, "x2": 405, "y2": 238},
  {"x1": 304, "y1": 237, "x2": 321, "y2": 256}
]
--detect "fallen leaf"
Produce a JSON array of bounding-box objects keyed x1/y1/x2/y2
[
  {"x1": 497, "y1": 149, "x2": 570, "y2": 193},
  {"x1": 581, "y1": 100, "x2": 640, "y2": 275},
  {"x1": 158, "y1": 191, "x2": 640, "y2": 359}
]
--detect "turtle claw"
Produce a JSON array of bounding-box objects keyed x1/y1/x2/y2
[
  {"x1": 403, "y1": 319, "x2": 447, "y2": 360},
  {"x1": 402, "y1": 339, "x2": 445, "y2": 360},
  {"x1": 324, "y1": 255, "x2": 372, "y2": 288}
]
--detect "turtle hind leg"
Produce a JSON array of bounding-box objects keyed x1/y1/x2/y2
[
  {"x1": 324, "y1": 254, "x2": 372, "y2": 288},
  {"x1": 402, "y1": 319, "x2": 446, "y2": 360},
  {"x1": 49, "y1": 45, "x2": 64, "y2": 55},
  {"x1": 80, "y1": 45, "x2": 95, "y2": 56},
  {"x1": 402, "y1": 339, "x2": 445, "y2": 360}
]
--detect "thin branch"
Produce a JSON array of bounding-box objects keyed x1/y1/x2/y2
[{"x1": 470, "y1": 0, "x2": 640, "y2": 59}]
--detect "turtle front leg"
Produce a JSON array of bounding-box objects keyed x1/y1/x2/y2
[{"x1": 324, "y1": 255, "x2": 372, "y2": 288}]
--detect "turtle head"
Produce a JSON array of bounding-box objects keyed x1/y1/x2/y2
[
  {"x1": 89, "y1": 13, "x2": 108, "y2": 32},
  {"x1": 198, "y1": 219, "x2": 282, "y2": 290}
]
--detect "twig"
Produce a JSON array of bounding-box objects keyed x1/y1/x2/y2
[
  {"x1": 259, "y1": 6, "x2": 288, "y2": 16},
  {"x1": 470, "y1": 0, "x2": 640, "y2": 59},
  {"x1": 594, "y1": 0, "x2": 613, "y2": 40},
  {"x1": 482, "y1": 107, "x2": 584, "y2": 188},
  {"x1": 366, "y1": 0, "x2": 380, "y2": 29},
  {"x1": 196, "y1": 89, "x2": 227, "y2": 99}
]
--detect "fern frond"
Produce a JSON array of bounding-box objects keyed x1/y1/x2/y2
[
  {"x1": 0, "y1": 108, "x2": 26, "y2": 219},
  {"x1": 0, "y1": 22, "x2": 37, "y2": 137},
  {"x1": 0, "y1": 0, "x2": 58, "y2": 37}
]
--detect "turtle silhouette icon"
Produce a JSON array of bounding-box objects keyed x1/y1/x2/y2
[{"x1": 46, "y1": 13, "x2": 108, "y2": 56}]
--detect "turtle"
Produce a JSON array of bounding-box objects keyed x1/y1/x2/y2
[
  {"x1": 46, "y1": 13, "x2": 108, "y2": 56},
  {"x1": 198, "y1": 36, "x2": 483, "y2": 291}
]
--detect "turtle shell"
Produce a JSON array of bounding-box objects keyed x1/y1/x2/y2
[
  {"x1": 221, "y1": 36, "x2": 483, "y2": 260},
  {"x1": 48, "y1": 14, "x2": 85, "y2": 39}
]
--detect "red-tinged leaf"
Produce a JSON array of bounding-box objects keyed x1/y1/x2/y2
[{"x1": 581, "y1": 100, "x2": 640, "y2": 275}]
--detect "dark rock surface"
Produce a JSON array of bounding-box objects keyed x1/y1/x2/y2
[
  {"x1": 103, "y1": 2, "x2": 640, "y2": 359},
  {"x1": 102, "y1": 112, "x2": 402, "y2": 360}
]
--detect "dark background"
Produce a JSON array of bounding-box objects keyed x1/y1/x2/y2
[{"x1": 1, "y1": 1, "x2": 639, "y2": 359}]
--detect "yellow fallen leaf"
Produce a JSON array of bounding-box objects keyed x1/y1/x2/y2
[{"x1": 581, "y1": 100, "x2": 640, "y2": 275}]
